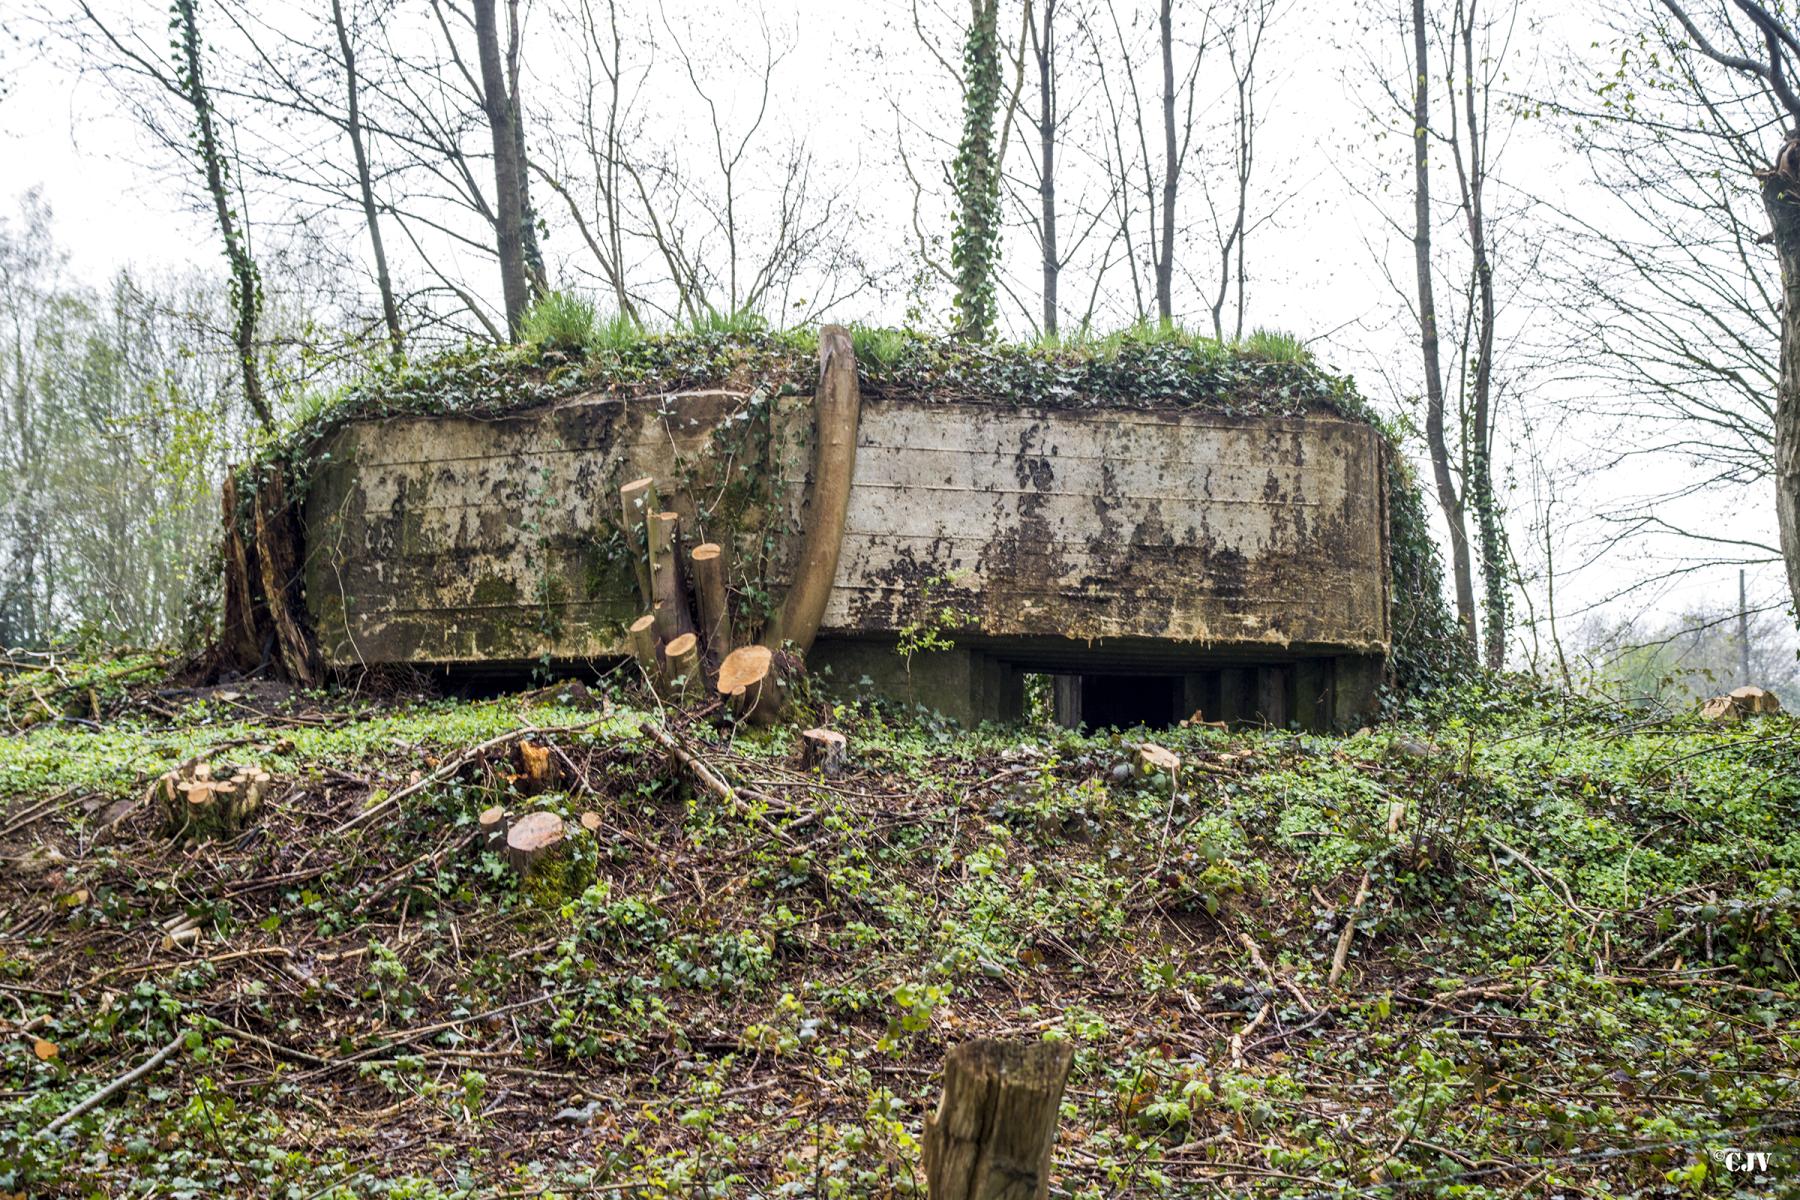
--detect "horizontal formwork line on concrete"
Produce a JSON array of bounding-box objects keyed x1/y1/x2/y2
[
  {"x1": 315, "y1": 546, "x2": 1352, "y2": 573},
  {"x1": 796, "y1": 482, "x2": 1338, "y2": 508},
  {"x1": 323, "y1": 442, "x2": 715, "y2": 471},
  {"x1": 330, "y1": 524, "x2": 1349, "y2": 554},
  {"x1": 333, "y1": 454, "x2": 1365, "y2": 495},
  {"x1": 831, "y1": 531, "x2": 1355, "y2": 554},
  {"x1": 847, "y1": 406, "x2": 1363, "y2": 432},
  {"x1": 817, "y1": 445, "x2": 1350, "y2": 468},
  {"x1": 340, "y1": 586, "x2": 1365, "y2": 617},
  {"x1": 331, "y1": 426, "x2": 1365, "y2": 471},
  {"x1": 347, "y1": 487, "x2": 1348, "y2": 518}
]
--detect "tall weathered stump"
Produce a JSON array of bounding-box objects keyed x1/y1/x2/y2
[{"x1": 922, "y1": 1038, "x2": 1073, "y2": 1200}]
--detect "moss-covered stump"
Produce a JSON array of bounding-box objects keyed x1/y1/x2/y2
[{"x1": 503, "y1": 809, "x2": 596, "y2": 903}]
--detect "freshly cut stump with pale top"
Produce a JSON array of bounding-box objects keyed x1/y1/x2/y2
[{"x1": 717, "y1": 645, "x2": 781, "y2": 724}]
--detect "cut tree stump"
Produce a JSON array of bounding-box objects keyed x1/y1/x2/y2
[
  {"x1": 619, "y1": 476, "x2": 659, "y2": 608},
  {"x1": 717, "y1": 645, "x2": 782, "y2": 725},
  {"x1": 665, "y1": 633, "x2": 704, "y2": 704},
  {"x1": 690, "y1": 543, "x2": 733, "y2": 660},
  {"x1": 628, "y1": 614, "x2": 661, "y2": 687},
  {"x1": 1134, "y1": 743, "x2": 1181, "y2": 779},
  {"x1": 152, "y1": 761, "x2": 272, "y2": 844},
  {"x1": 800, "y1": 728, "x2": 848, "y2": 777},
  {"x1": 478, "y1": 804, "x2": 510, "y2": 851},
  {"x1": 922, "y1": 1039, "x2": 1073, "y2": 1200},
  {"x1": 1700, "y1": 685, "x2": 1783, "y2": 722},
  {"x1": 1730, "y1": 685, "x2": 1782, "y2": 714},
  {"x1": 505, "y1": 810, "x2": 568, "y2": 879},
  {"x1": 1700, "y1": 695, "x2": 1740, "y2": 723},
  {"x1": 513, "y1": 740, "x2": 559, "y2": 795},
  {"x1": 649, "y1": 511, "x2": 694, "y2": 641}
]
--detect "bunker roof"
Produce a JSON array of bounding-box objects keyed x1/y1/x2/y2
[{"x1": 287, "y1": 324, "x2": 1378, "y2": 446}]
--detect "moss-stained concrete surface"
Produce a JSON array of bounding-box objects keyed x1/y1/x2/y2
[{"x1": 303, "y1": 391, "x2": 1388, "y2": 670}]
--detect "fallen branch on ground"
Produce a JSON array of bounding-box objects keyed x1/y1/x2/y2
[{"x1": 43, "y1": 1028, "x2": 188, "y2": 1136}]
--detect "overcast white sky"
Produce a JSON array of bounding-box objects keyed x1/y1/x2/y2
[{"x1": 1, "y1": 0, "x2": 1790, "y2": 661}]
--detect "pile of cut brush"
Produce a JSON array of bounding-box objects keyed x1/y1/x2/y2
[{"x1": 1, "y1": 670, "x2": 1796, "y2": 1198}]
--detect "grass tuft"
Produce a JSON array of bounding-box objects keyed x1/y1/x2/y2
[
  {"x1": 521, "y1": 291, "x2": 600, "y2": 354},
  {"x1": 849, "y1": 324, "x2": 917, "y2": 372},
  {"x1": 683, "y1": 307, "x2": 769, "y2": 339},
  {"x1": 1238, "y1": 328, "x2": 1312, "y2": 365}
]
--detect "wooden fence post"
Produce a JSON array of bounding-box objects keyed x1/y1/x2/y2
[{"x1": 922, "y1": 1039, "x2": 1073, "y2": 1200}]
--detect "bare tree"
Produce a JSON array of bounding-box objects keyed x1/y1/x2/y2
[
  {"x1": 1029, "y1": 0, "x2": 1061, "y2": 336},
  {"x1": 534, "y1": 0, "x2": 642, "y2": 322},
  {"x1": 1409, "y1": 0, "x2": 1476, "y2": 656},
  {"x1": 1569, "y1": 0, "x2": 1800, "y2": 624},
  {"x1": 1356, "y1": 0, "x2": 1522, "y2": 665},
  {"x1": 1203, "y1": 0, "x2": 1278, "y2": 341},
  {"x1": 1152, "y1": 0, "x2": 1186, "y2": 322},
  {"x1": 331, "y1": 0, "x2": 403, "y2": 358},
  {"x1": 69, "y1": 0, "x2": 273, "y2": 429},
  {"x1": 206, "y1": 0, "x2": 415, "y2": 357},
  {"x1": 536, "y1": 3, "x2": 876, "y2": 325},
  {"x1": 1082, "y1": 0, "x2": 1209, "y2": 326}
]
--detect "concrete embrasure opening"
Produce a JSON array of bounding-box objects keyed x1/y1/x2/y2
[
  {"x1": 1046, "y1": 661, "x2": 1324, "y2": 731},
  {"x1": 1061, "y1": 674, "x2": 1185, "y2": 731}
]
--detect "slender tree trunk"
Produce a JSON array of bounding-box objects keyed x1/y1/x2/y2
[
  {"x1": 331, "y1": 0, "x2": 402, "y2": 360},
  {"x1": 1155, "y1": 0, "x2": 1177, "y2": 324},
  {"x1": 1033, "y1": 0, "x2": 1058, "y2": 338},
  {"x1": 1409, "y1": 0, "x2": 1477, "y2": 654},
  {"x1": 174, "y1": 0, "x2": 271, "y2": 430},
  {"x1": 1764, "y1": 171, "x2": 1800, "y2": 624},
  {"x1": 1460, "y1": 5, "x2": 1507, "y2": 669},
  {"x1": 474, "y1": 0, "x2": 530, "y2": 339}
]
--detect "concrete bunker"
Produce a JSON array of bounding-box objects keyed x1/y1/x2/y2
[{"x1": 283, "y1": 332, "x2": 1393, "y2": 729}]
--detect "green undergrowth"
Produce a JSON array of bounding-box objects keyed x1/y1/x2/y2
[{"x1": 1, "y1": 673, "x2": 1795, "y2": 1196}]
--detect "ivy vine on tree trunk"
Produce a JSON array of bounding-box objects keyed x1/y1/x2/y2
[
  {"x1": 951, "y1": 0, "x2": 1003, "y2": 341},
  {"x1": 170, "y1": 0, "x2": 271, "y2": 430}
]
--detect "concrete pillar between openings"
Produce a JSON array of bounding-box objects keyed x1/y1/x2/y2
[
  {"x1": 1293, "y1": 659, "x2": 1332, "y2": 732},
  {"x1": 1215, "y1": 668, "x2": 1248, "y2": 725},
  {"x1": 1181, "y1": 673, "x2": 1215, "y2": 724},
  {"x1": 1254, "y1": 665, "x2": 1288, "y2": 728},
  {"x1": 1332, "y1": 655, "x2": 1383, "y2": 730},
  {"x1": 1053, "y1": 675, "x2": 1083, "y2": 729}
]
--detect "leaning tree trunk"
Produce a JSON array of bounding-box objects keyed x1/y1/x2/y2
[
  {"x1": 762, "y1": 324, "x2": 861, "y2": 656},
  {"x1": 1765, "y1": 172, "x2": 1800, "y2": 623}
]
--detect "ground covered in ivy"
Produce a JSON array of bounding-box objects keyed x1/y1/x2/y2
[{"x1": 1, "y1": 667, "x2": 1796, "y2": 1198}]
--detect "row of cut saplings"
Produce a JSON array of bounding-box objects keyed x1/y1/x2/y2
[{"x1": 616, "y1": 474, "x2": 783, "y2": 723}]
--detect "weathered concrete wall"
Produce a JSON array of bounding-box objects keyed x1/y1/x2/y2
[
  {"x1": 302, "y1": 390, "x2": 766, "y2": 666},
  {"x1": 773, "y1": 401, "x2": 1389, "y2": 653},
  {"x1": 302, "y1": 389, "x2": 1390, "y2": 682}
]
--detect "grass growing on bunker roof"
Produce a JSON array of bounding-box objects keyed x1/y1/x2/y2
[{"x1": 267, "y1": 302, "x2": 1364, "y2": 462}]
